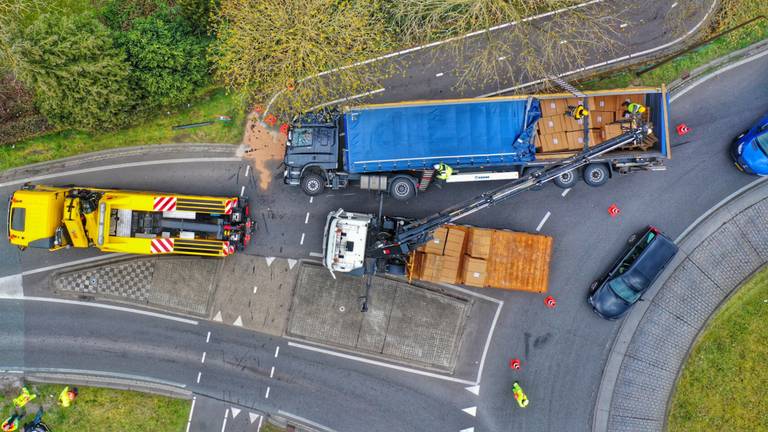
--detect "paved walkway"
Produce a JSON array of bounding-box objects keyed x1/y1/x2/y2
[{"x1": 593, "y1": 177, "x2": 768, "y2": 431}]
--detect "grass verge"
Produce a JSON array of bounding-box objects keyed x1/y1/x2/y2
[
  {"x1": 1, "y1": 88, "x2": 246, "y2": 171},
  {"x1": 0, "y1": 383, "x2": 188, "y2": 431},
  {"x1": 581, "y1": 2, "x2": 768, "y2": 90},
  {"x1": 667, "y1": 266, "x2": 768, "y2": 431}
]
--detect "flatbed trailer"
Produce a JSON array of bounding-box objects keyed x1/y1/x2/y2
[{"x1": 409, "y1": 225, "x2": 553, "y2": 293}]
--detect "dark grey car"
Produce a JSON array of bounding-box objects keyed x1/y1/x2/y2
[{"x1": 588, "y1": 227, "x2": 678, "y2": 320}]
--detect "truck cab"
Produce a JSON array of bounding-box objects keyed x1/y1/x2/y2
[
  {"x1": 7, "y1": 185, "x2": 69, "y2": 250},
  {"x1": 283, "y1": 112, "x2": 343, "y2": 195}
]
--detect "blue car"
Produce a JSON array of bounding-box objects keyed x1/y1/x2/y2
[
  {"x1": 731, "y1": 112, "x2": 768, "y2": 175},
  {"x1": 587, "y1": 227, "x2": 678, "y2": 320}
]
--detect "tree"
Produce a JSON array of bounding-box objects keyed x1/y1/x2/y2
[
  {"x1": 209, "y1": 0, "x2": 394, "y2": 115},
  {"x1": 115, "y1": 5, "x2": 211, "y2": 109},
  {"x1": 0, "y1": 0, "x2": 43, "y2": 76},
  {"x1": 11, "y1": 13, "x2": 135, "y2": 130},
  {"x1": 177, "y1": 0, "x2": 219, "y2": 35}
]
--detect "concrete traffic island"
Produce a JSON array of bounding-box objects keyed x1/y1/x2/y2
[{"x1": 593, "y1": 178, "x2": 768, "y2": 432}]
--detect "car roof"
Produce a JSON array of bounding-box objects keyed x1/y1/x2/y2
[{"x1": 619, "y1": 233, "x2": 678, "y2": 292}]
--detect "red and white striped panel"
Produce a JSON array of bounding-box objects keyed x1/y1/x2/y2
[
  {"x1": 150, "y1": 238, "x2": 174, "y2": 254},
  {"x1": 153, "y1": 196, "x2": 177, "y2": 212},
  {"x1": 222, "y1": 241, "x2": 230, "y2": 256},
  {"x1": 224, "y1": 198, "x2": 238, "y2": 215}
]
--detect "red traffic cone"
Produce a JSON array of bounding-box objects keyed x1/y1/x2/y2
[
  {"x1": 544, "y1": 295, "x2": 557, "y2": 309},
  {"x1": 676, "y1": 123, "x2": 690, "y2": 136},
  {"x1": 264, "y1": 114, "x2": 278, "y2": 127},
  {"x1": 279, "y1": 123, "x2": 290, "y2": 136},
  {"x1": 608, "y1": 203, "x2": 621, "y2": 218},
  {"x1": 509, "y1": 358, "x2": 521, "y2": 370}
]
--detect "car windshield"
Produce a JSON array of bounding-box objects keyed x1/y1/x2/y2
[
  {"x1": 608, "y1": 278, "x2": 641, "y2": 303},
  {"x1": 291, "y1": 128, "x2": 313, "y2": 147},
  {"x1": 755, "y1": 132, "x2": 768, "y2": 156}
]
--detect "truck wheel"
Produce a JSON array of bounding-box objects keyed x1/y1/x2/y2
[
  {"x1": 553, "y1": 170, "x2": 578, "y2": 189},
  {"x1": 583, "y1": 164, "x2": 609, "y2": 187},
  {"x1": 301, "y1": 173, "x2": 325, "y2": 196},
  {"x1": 389, "y1": 176, "x2": 416, "y2": 201}
]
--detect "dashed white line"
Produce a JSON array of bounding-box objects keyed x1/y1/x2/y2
[
  {"x1": 185, "y1": 396, "x2": 197, "y2": 432},
  {"x1": 196, "y1": 372, "x2": 202, "y2": 383},
  {"x1": 536, "y1": 211, "x2": 551, "y2": 232},
  {"x1": 257, "y1": 416, "x2": 263, "y2": 431},
  {"x1": 274, "y1": 346, "x2": 280, "y2": 358},
  {"x1": 221, "y1": 409, "x2": 228, "y2": 432},
  {"x1": 264, "y1": 386, "x2": 271, "y2": 399},
  {"x1": 309, "y1": 197, "x2": 314, "y2": 204},
  {"x1": 201, "y1": 352, "x2": 207, "y2": 364},
  {"x1": 270, "y1": 366, "x2": 275, "y2": 378},
  {"x1": 435, "y1": 72, "x2": 444, "y2": 77},
  {"x1": 561, "y1": 188, "x2": 571, "y2": 197},
  {"x1": 309, "y1": 252, "x2": 323, "y2": 258},
  {"x1": 305, "y1": 212, "x2": 310, "y2": 224},
  {"x1": 300, "y1": 233, "x2": 305, "y2": 245},
  {"x1": 206, "y1": 331, "x2": 211, "y2": 343},
  {"x1": 245, "y1": 165, "x2": 250, "y2": 177},
  {"x1": 240, "y1": 186, "x2": 245, "y2": 197}
]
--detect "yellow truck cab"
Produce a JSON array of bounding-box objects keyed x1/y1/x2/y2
[{"x1": 7, "y1": 185, "x2": 253, "y2": 257}]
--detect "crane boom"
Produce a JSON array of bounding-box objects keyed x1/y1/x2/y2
[{"x1": 366, "y1": 125, "x2": 651, "y2": 259}]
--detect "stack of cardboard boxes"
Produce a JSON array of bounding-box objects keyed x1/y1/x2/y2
[
  {"x1": 536, "y1": 94, "x2": 648, "y2": 154},
  {"x1": 412, "y1": 226, "x2": 467, "y2": 284}
]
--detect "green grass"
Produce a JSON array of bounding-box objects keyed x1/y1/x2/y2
[
  {"x1": 1, "y1": 88, "x2": 246, "y2": 170},
  {"x1": 581, "y1": 8, "x2": 768, "y2": 90},
  {"x1": 0, "y1": 384, "x2": 189, "y2": 431},
  {"x1": 667, "y1": 266, "x2": 768, "y2": 431}
]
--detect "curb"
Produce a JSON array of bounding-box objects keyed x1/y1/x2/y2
[
  {"x1": 21, "y1": 371, "x2": 192, "y2": 400},
  {"x1": 0, "y1": 143, "x2": 238, "y2": 183}
]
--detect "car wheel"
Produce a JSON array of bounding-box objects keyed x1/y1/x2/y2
[
  {"x1": 300, "y1": 173, "x2": 325, "y2": 196},
  {"x1": 583, "y1": 164, "x2": 609, "y2": 187},
  {"x1": 389, "y1": 176, "x2": 416, "y2": 201},
  {"x1": 553, "y1": 170, "x2": 578, "y2": 189}
]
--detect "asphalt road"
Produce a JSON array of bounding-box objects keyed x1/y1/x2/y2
[{"x1": 2, "y1": 6, "x2": 766, "y2": 432}]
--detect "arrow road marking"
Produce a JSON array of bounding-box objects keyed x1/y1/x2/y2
[
  {"x1": 287, "y1": 259, "x2": 297, "y2": 270},
  {"x1": 233, "y1": 316, "x2": 243, "y2": 327},
  {"x1": 265, "y1": 257, "x2": 275, "y2": 267},
  {"x1": 213, "y1": 311, "x2": 223, "y2": 322},
  {"x1": 462, "y1": 406, "x2": 477, "y2": 417},
  {"x1": 231, "y1": 407, "x2": 241, "y2": 419},
  {"x1": 465, "y1": 385, "x2": 480, "y2": 396},
  {"x1": 249, "y1": 412, "x2": 259, "y2": 424}
]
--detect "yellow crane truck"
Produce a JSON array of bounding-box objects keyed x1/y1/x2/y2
[{"x1": 7, "y1": 184, "x2": 253, "y2": 257}]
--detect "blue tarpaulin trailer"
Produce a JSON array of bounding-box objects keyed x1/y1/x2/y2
[
  {"x1": 283, "y1": 87, "x2": 670, "y2": 200},
  {"x1": 342, "y1": 98, "x2": 541, "y2": 173}
]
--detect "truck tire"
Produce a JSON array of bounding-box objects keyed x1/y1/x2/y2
[
  {"x1": 389, "y1": 176, "x2": 416, "y2": 201},
  {"x1": 553, "y1": 170, "x2": 578, "y2": 189},
  {"x1": 583, "y1": 164, "x2": 609, "y2": 187},
  {"x1": 301, "y1": 173, "x2": 325, "y2": 196}
]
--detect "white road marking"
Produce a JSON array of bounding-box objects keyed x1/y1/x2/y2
[
  {"x1": 435, "y1": 72, "x2": 444, "y2": 77},
  {"x1": 287, "y1": 259, "x2": 297, "y2": 270},
  {"x1": 309, "y1": 197, "x2": 314, "y2": 204},
  {"x1": 20, "y1": 254, "x2": 126, "y2": 276},
  {"x1": 309, "y1": 252, "x2": 323, "y2": 257},
  {"x1": 249, "y1": 412, "x2": 259, "y2": 424},
  {"x1": 233, "y1": 316, "x2": 243, "y2": 327},
  {"x1": 185, "y1": 396, "x2": 196, "y2": 432},
  {"x1": 305, "y1": 212, "x2": 310, "y2": 224},
  {"x1": 231, "y1": 407, "x2": 241, "y2": 419},
  {"x1": 253, "y1": 286, "x2": 258, "y2": 294},
  {"x1": 462, "y1": 407, "x2": 477, "y2": 417},
  {"x1": 270, "y1": 366, "x2": 275, "y2": 378},
  {"x1": 196, "y1": 372, "x2": 201, "y2": 383},
  {"x1": 287, "y1": 341, "x2": 476, "y2": 385},
  {"x1": 264, "y1": 386, "x2": 270, "y2": 399},
  {"x1": 257, "y1": 415, "x2": 263, "y2": 431},
  {"x1": 479, "y1": 0, "x2": 717, "y2": 97},
  {"x1": 460, "y1": 428, "x2": 475, "y2": 432},
  {"x1": 561, "y1": 188, "x2": 571, "y2": 197},
  {"x1": 274, "y1": 346, "x2": 280, "y2": 358},
  {"x1": 536, "y1": 211, "x2": 551, "y2": 232},
  {"x1": 245, "y1": 165, "x2": 250, "y2": 177},
  {"x1": 465, "y1": 385, "x2": 480, "y2": 396},
  {"x1": 265, "y1": 257, "x2": 275, "y2": 267},
  {"x1": 307, "y1": 88, "x2": 386, "y2": 111},
  {"x1": 0, "y1": 295, "x2": 198, "y2": 325},
  {"x1": 213, "y1": 311, "x2": 223, "y2": 322},
  {"x1": 221, "y1": 409, "x2": 228, "y2": 432},
  {"x1": 277, "y1": 410, "x2": 337, "y2": 432},
  {"x1": 206, "y1": 331, "x2": 211, "y2": 343},
  {"x1": 0, "y1": 158, "x2": 242, "y2": 188},
  {"x1": 240, "y1": 186, "x2": 245, "y2": 197},
  {"x1": 201, "y1": 352, "x2": 206, "y2": 364},
  {"x1": 300, "y1": 233, "x2": 305, "y2": 245},
  {"x1": 0, "y1": 275, "x2": 23, "y2": 298}
]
